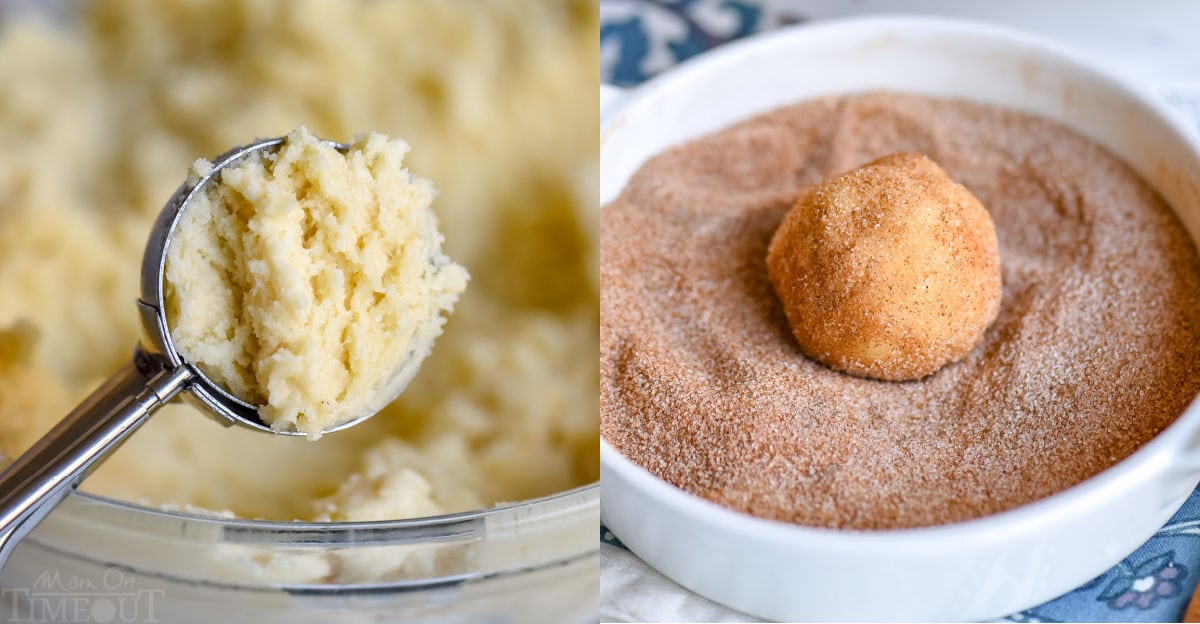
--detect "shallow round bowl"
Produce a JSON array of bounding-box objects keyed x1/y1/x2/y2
[{"x1": 600, "y1": 16, "x2": 1200, "y2": 622}]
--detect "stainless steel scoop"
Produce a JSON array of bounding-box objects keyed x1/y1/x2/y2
[{"x1": 0, "y1": 136, "x2": 397, "y2": 568}]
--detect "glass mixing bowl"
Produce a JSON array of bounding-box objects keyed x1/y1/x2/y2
[{"x1": 0, "y1": 484, "x2": 598, "y2": 623}]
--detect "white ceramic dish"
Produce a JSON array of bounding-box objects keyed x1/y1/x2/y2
[{"x1": 600, "y1": 16, "x2": 1200, "y2": 622}]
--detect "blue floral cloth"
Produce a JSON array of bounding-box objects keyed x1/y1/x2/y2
[{"x1": 599, "y1": 1, "x2": 1200, "y2": 621}]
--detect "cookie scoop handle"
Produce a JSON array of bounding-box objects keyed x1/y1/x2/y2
[{"x1": 0, "y1": 352, "x2": 191, "y2": 568}]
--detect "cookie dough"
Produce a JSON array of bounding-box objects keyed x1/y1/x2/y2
[
  {"x1": 165, "y1": 128, "x2": 467, "y2": 437},
  {"x1": 766, "y1": 152, "x2": 1002, "y2": 381},
  {"x1": 0, "y1": 0, "x2": 598, "y2": 543}
]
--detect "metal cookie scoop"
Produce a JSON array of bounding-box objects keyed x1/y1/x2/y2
[{"x1": 0, "y1": 136, "x2": 405, "y2": 567}]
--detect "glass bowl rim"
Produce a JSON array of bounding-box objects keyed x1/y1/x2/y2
[{"x1": 52, "y1": 480, "x2": 599, "y2": 545}]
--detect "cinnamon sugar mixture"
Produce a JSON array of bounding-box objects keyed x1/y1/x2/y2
[{"x1": 600, "y1": 92, "x2": 1200, "y2": 529}]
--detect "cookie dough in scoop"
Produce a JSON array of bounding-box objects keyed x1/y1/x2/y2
[{"x1": 165, "y1": 128, "x2": 468, "y2": 438}]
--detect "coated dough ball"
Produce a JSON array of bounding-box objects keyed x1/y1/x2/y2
[{"x1": 766, "y1": 152, "x2": 1002, "y2": 381}]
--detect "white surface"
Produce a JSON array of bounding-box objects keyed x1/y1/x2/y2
[{"x1": 600, "y1": 16, "x2": 1200, "y2": 622}]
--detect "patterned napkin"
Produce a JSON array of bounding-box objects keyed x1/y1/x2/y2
[{"x1": 599, "y1": 2, "x2": 1200, "y2": 622}]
